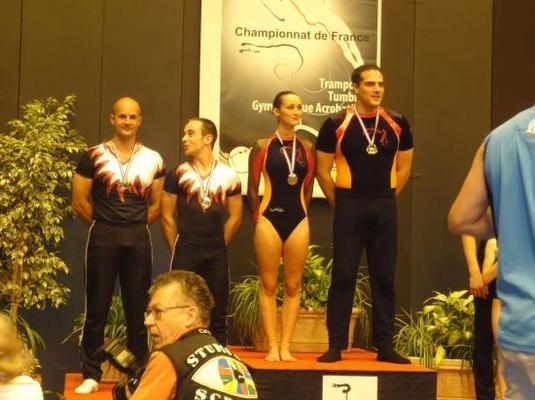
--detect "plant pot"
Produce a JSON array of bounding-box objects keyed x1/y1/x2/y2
[
  {"x1": 252, "y1": 308, "x2": 360, "y2": 353},
  {"x1": 410, "y1": 357, "x2": 475, "y2": 399}
]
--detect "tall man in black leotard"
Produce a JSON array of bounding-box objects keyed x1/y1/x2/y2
[
  {"x1": 315, "y1": 65, "x2": 414, "y2": 363},
  {"x1": 71, "y1": 97, "x2": 165, "y2": 393},
  {"x1": 160, "y1": 118, "x2": 242, "y2": 345}
]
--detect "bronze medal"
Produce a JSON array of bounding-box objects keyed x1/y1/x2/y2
[{"x1": 201, "y1": 196, "x2": 212, "y2": 210}]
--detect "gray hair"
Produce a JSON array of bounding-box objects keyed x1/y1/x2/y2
[{"x1": 149, "y1": 271, "x2": 214, "y2": 325}]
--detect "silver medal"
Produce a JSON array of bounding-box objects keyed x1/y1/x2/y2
[
  {"x1": 353, "y1": 106, "x2": 380, "y2": 157},
  {"x1": 274, "y1": 130, "x2": 298, "y2": 187},
  {"x1": 193, "y1": 159, "x2": 216, "y2": 212},
  {"x1": 287, "y1": 173, "x2": 298, "y2": 185}
]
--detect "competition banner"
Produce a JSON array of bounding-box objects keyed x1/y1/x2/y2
[{"x1": 200, "y1": 0, "x2": 382, "y2": 195}]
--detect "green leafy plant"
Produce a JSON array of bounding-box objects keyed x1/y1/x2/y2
[
  {"x1": 63, "y1": 295, "x2": 127, "y2": 346},
  {"x1": 394, "y1": 290, "x2": 475, "y2": 368},
  {"x1": 229, "y1": 245, "x2": 371, "y2": 343},
  {"x1": 0, "y1": 95, "x2": 86, "y2": 360}
]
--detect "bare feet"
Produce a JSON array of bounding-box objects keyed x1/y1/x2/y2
[
  {"x1": 264, "y1": 346, "x2": 281, "y2": 361},
  {"x1": 280, "y1": 349, "x2": 297, "y2": 362}
]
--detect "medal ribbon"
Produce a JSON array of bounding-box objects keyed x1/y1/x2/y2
[
  {"x1": 192, "y1": 159, "x2": 216, "y2": 205},
  {"x1": 352, "y1": 105, "x2": 380, "y2": 149},
  {"x1": 274, "y1": 130, "x2": 296, "y2": 178},
  {"x1": 110, "y1": 141, "x2": 136, "y2": 186}
]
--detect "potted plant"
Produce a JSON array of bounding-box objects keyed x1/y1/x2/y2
[
  {"x1": 394, "y1": 290, "x2": 476, "y2": 399},
  {"x1": 0, "y1": 95, "x2": 86, "y2": 367},
  {"x1": 229, "y1": 245, "x2": 371, "y2": 352}
]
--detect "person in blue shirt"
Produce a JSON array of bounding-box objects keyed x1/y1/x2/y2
[{"x1": 449, "y1": 105, "x2": 535, "y2": 399}]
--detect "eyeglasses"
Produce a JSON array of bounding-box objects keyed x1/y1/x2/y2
[{"x1": 144, "y1": 305, "x2": 192, "y2": 320}]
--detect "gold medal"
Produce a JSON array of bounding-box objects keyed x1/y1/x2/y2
[
  {"x1": 287, "y1": 173, "x2": 298, "y2": 185},
  {"x1": 366, "y1": 144, "x2": 378, "y2": 155}
]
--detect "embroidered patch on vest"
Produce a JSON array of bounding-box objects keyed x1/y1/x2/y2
[{"x1": 192, "y1": 356, "x2": 257, "y2": 398}]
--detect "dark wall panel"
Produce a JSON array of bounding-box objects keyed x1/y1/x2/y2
[
  {"x1": 410, "y1": 0, "x2": 492, "y2": 307},
  {"x1": 180, "y1": 0, "x2": 201, "y2": 131},
  {"x1": 19, "y1": 0, "x2": 103, "y2": 143},
  {"x1": 0, "y1": 0, "x2": 22, "y2": 128},
  {"x1": 492, "y1": 0, "x2": 535, "y2": 127},
  {"x1": 381, "y1": 0, "x2": 416, "y2": 310},
  {"x1": 99, "y1": 0, "x2": 183, "y2": 160}
]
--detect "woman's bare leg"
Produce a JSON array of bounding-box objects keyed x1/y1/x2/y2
[
  {"x1": 279, "y1": 219, "x2": 309, "y2": 361},
  {"x1": 254, "y1": 217, "x2": 283, "y2": 361}
]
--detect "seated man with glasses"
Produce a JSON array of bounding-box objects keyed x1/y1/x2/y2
[{"x1": 128, "y1": 270, "x2": 258, "y2": 400}]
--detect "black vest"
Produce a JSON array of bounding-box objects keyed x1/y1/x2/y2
[{"x1": 160, "y1": 328, "x2": 258, "y2": 400}]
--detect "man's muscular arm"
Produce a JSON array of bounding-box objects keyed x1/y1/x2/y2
[
  {"x1": 224, "y1": 194, "x2": 243, "y2": 245},
  {"x1": 147, "y1": 177, "x2": 164, "y2": 224},
  {"x1": 315, "y1": 150, "x2": 335, "y2": 208},
  {"x1": 395, "y1": 149, "x2": 413, "y2": 196},
  {"x1": 160, "y1": 191, "x2": 179, "y2": 253},
  {"x1": 71, "y1": 173, "x2": 93, "y2": 225}
]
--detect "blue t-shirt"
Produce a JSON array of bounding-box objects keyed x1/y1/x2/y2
[{"x1": 484, "y1": 106, "x2": 535, "y2": 354}]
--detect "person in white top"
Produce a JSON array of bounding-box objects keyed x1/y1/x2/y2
[{"x1": 0, "y1": 313, "x2": 43, "y2": 400}]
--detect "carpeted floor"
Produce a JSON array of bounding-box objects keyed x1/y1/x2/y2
[
  {"x1": 63, "y1": 374, "x2": 115, "y2": 400},
  {"x1": 229, "y1": 346, "x2": 432, "y2": 373}
]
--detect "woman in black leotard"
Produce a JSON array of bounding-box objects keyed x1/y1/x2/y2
[{"x1": 247, "y1": 91, "x2": 315, "y2": 361}]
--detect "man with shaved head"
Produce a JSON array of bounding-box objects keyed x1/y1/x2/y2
[{"x1": 71, "y1": 97, "x2": 165, "y2": 394}]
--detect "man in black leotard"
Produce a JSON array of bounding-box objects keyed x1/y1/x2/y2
[
  {"x1": 71, "y1": 97, "x2": 165, "y2": 393},
  {"x1": 160, "y1": 118, "x2": 242, "y2": 345},
  {"x1": 315, "y1": 65, "x2": 414, "y2": 363}
]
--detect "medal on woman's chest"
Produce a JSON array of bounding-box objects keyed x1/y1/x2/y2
[{"x1": 274, "y1": 131, "x2": 298, "y2": 186}]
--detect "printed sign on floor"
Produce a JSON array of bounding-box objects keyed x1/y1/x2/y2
[{"x1": 322, "y1": 375, "x2": 378, "y2": 400}]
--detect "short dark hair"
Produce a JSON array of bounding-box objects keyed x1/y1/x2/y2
[
  {"x1": 188, "y1": 117, "x2": 218, "y2": 148},
  {"x1": 272, "y1": 90, "x2": 298, "y2": 109},
  {"x1": 351, "y1": 64, "x2": 383, "y2": 85},
  {"x1": 148, "y1": 270, "x2": 215, "y2": 325}
]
